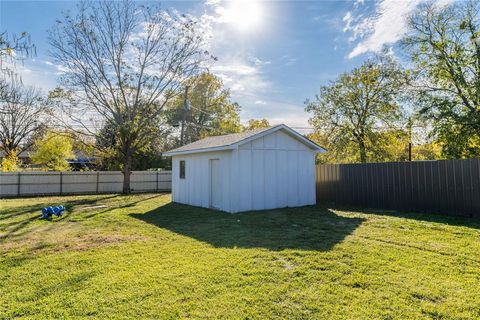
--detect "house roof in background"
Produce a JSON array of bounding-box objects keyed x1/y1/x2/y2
[
  {"x1": 163, "y1": 124, "x2": 325, "y2": 156},
  {"x1": 0, "y1": 150, "x2": 95, "y2": 160}
]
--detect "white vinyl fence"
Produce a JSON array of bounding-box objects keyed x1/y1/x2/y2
[{"x1": 0, "y1": 171, "x2": 171, "y2": 198}]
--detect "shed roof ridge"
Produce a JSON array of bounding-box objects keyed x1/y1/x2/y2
[{"x1": 163, "y1": 124, "x2": 324, "y2": 156}]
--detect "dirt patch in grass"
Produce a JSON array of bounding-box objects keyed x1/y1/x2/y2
[
  {"x1": 52, "y1": 234, "x2": 146, "y2": 252},
  {"x1": 1, "y1": 225, "x2": 146, "y2": 253}
]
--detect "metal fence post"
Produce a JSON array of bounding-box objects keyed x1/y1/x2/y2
[
  {"x1": 156, "y1": 171, "x2": 159, "y2": 192},
  {"x1": 17, "y1": 172, "x2": 21, "y2": 196},
  {"x1": 96, "y1": 171, "x2": 100, "y2": 194},
  {"x1": 59, "y1": 172, "x2": 63, "y2": 195}
]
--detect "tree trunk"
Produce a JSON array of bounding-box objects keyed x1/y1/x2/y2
[
  {"x1": 122, "y1": 152, "x2": 132, "y2": 194},
  {"x1": 358, "y1": 138, "x2": 367, "y2": 163}
]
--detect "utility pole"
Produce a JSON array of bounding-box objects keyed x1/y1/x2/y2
[
  {"x1": 180, "y1": 86, "x2": 190, "y2": 146},
  {"x1": 407, "y1": 117, "x2": 413, "y2": 161}
]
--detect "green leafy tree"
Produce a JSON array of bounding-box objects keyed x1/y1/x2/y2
[
  {"x1": 307, "y1": 131, "x2": 357, "y2": 164},
  {"x1": 308, "y1": 129, "x2": 412, "y2": 164},
  {"x1": 165, "y1": 72, "x2": 242, "y2": 145},
  {"x1": 31, "y1": 131, "x2": 74, "y2": 171},
  {"x1": 243, "y1": 118, "x2": 270, "y2": 131},
  {"x1": 95, "y1": 119, "x2": 171, "y2": 170},
  {"x1": 404, "y1": 1, "x2": 480, "y2": 158},
  {"x1": 412, "y1": 142, "x2": 443, "y2": 161},
  {"x1": 305, "y1": 55, "x2": 409, "y2": 163},
  {"x1": 1, "y1": 152, "x2": 20, "y2": 172},
  {"x1": 368, "y1": 130, "x2": 410, "y2": 162}
]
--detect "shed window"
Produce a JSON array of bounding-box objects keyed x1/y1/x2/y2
[{"x1": 179, "y1": 160, "x2": 186, "y2": 179}]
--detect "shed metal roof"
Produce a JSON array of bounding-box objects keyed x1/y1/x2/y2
[{"x1": 163, "y1": 124, "x2": 325, "y2": 156}]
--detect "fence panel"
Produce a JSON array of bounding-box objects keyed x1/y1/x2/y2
[
  {"x1": 316, "y1": 159, "x2": 480, "y2": 218},
  {"x1": 0, "y1": 171, "x2": 171, "y2": 198}
]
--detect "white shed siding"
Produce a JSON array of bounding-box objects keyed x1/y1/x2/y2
[
  {"x1": 172, "y1": 150, "x2": 233, "y2": 212},
  {"x1": 231, "y1": 130, "x2": 316, "y2": 212},
  {"x1": 264, "y1": 149, "x2": 276, "y2": 209}
]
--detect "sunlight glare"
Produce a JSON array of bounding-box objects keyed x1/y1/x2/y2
[{"x1": 221, "y1": 0, "x2": 263, "y2": 32}]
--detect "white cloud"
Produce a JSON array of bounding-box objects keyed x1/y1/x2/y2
[
  {"x1": 239, "y1": 96, "x2": 311, "y2": 129},
  {"x1": 213, "y1": 63, "x2": 270, "y2": 94},
  {"x1": 205, "y1": 0, "x2": 220, "y2": 5},
  {"x1": 187, "y1": 1, "x2": 309, "y2": 128},
  {"x1": 211, "y1": 64, "x2": 257, "y2": 76},
  {"x1": 200, "y1": 1, "x2": 273, "y2": 99},
  {"x1": 342, "y1": 11, "x2": 353, "y2": 32},
  {"x1": 345, "y1": 0, "x2": 453, "y2": 59},
  {"x1": 11, "y1": 63, "x2": 57, "y2": 91},
  {"x1": 248, "y1": 55, "x2": 271, "y2": 67}
]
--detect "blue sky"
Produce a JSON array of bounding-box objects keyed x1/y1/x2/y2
[{"x1": 1, "y1": 0, "x2": 444, "y2": 129}]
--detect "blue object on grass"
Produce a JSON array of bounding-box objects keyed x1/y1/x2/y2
[
  {"x1": 42, "y1": 207, "x2": 50, "y2": 219},
  {"x1": 53, "y1": 205, "x2": 64, "y2": 217},
  {"x1": 41, "y1": 205, "x2": 65, "y2": 218}
]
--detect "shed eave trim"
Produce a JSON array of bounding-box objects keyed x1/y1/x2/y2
[{"x1": 163, "y1": 145, "x2": 235, "y2": 156}]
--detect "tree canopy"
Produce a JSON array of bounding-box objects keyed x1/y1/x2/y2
[
  {"x1": 164, "y1": 72, "x2": 242, "y2": 145},
  {"x1": 243, "y1": 118, "x2": 270, "y2": 131},
  {"x1": 306, "y1": 55, "x2": 409, "y2": 163},
  {"x1": 31, "y1": 130, "x2": 74, "y2": 171},
  {"x1": 404, "y1": 1, "x2": 480, "y2": 158}
]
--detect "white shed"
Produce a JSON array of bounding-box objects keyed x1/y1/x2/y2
[{"x1": 163, "y1": 124, "x2": 325, "y2": 213}]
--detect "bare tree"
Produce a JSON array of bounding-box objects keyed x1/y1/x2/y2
[
  {"x1": 48, "y1": 0, "x2": 210, "y2": 193},
  {"x1": 0, "y1": 31, "x2": 36, "y2": 116},
  {"x1": 0, "y1": 31, "x2": 36, "y2": 79},
  {"x1": 0, "y1": 82, "x2": 46, "y2": 158}
]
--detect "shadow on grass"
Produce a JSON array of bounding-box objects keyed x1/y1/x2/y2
[
  {"x1": 328, "y1": 203, "x2": 480, "y2": 229},
  {"x1": 130, "y1": 203, "x2": 365, "y2": 251},
  {"x1": 73, "y1": 194, "x2": 166, "y2": 220},
  {"x1": 1, "y1": 194, "x2": 166, "y2": 241},
  {"x1": 0, "y1": 195, "x2": 120, "y2": 240},
  {"x1": 0, "y1": 195, "x2": 120, "y2": 219}
]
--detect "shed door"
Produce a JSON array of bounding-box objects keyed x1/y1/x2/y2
[{"x1": 210, "y1": 159, "x2": 221, "y2": 209}]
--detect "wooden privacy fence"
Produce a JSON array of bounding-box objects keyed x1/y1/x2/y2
[
  {"x1": 0, "y1": 171, "x2": 172, "y2": 198},
  {"x1": 316, "y1": 159, "x2": 480, "y2": 218}
]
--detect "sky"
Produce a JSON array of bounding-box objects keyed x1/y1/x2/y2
[{"x1": 0, "y1": 0, "x2": 446, "y2": 130}]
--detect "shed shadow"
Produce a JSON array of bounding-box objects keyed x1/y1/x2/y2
[{"x1": 130, "y1": 203, "x2": 365, "y2": 251}]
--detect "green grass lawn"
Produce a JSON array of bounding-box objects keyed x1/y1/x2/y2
[{"x1": 1, "y1": 194, "x2": 479, "y2": 319}]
